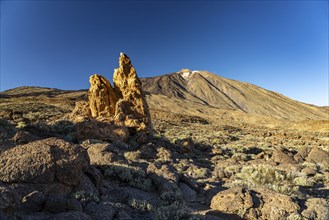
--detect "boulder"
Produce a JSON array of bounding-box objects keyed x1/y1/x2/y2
[
  {"x1": 84, "y1": 202, "x2": 116, "y2": 220},
  {"x1": 178, "y1": 182, "x2": 198, "y2": 202},
  {"x1": 301, "y1": 198, "x2": 329, "y2": 220},
  {"x1": 271, "y1": 148, "x2": 296, "y2": 164},
  {"x1": 258, "y1": 188, "x2": 299, "y2": 219},
  {"x1": 0, "y1": 138, "x2": 89, "y2": 185},
  {"x1": 86, "y1": 143, "x2": 121, "y2": 166},
  {"x1": 210, "y1": 187, "x2": 299, "y2": 220},
  {"x1": 21, "y1": 190, "x2": 46, "y2": 212},
  {"x1": 210, "y1": 187, "x2": 257, "y2": 219},
  {"x1": 306, "y1": 147, "x2": 329, "y2": 167}
]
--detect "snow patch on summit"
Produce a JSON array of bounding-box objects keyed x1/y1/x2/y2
[
  {"x1": 181, "y1": 72, "x2": 191, "y2": 79},
  {"x1": 181, "y1": 70, "x2": 199, "y2": 80}
]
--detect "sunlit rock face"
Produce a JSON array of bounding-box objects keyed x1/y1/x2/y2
[
  {"x1": 86, "y1": 53, "x2": 152, "y2": 132},
  {"x1": 88, "y1": 74, "x2": 118, "y2": 117},
  {"x1": 113, "y1": 53, "x2": 152, "y2": 131}
]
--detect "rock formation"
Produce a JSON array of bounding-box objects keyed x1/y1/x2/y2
[
  {"x1": 113, "y1": 53, "x2": 152, "y2": 131},
  {"x1": 88, "y1": 74, "x2": 118, "y2": 117},
  {"x1": 86, "y1": 53, "x2": 152, "y2": 132}
]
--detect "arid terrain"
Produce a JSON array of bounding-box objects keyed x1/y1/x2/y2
[{"x1": 0, "y1": 56, "x2": 328, "y2": 219}]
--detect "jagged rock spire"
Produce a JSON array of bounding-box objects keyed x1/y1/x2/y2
[
  {"x1": 88, "y1": 74, "x2": 118, "y2": 117},
  {"x1": 86, "y1": 53, "x2": 152, "y2": 132},
  {"x1": 113, "y1": 53, "x2": 152, "y2": 131}
]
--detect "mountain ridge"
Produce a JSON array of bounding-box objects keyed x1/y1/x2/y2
[
  {"x1": 1, "y1": 70, "x2": 328, "y2": 122},
  {"x1": 140, "y1": 70, "x2": 328, "y2": 121}
]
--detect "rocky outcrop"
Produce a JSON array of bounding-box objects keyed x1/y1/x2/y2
[
  {"x1": 84, "y1": 53, "x2": 152, "y2": 132},
  {"x1": 113, "y1": 53, "x2": 152, "y2": 131},
  {"x1": 88, "y1": 74, "x2": 118, "y2": 117}
]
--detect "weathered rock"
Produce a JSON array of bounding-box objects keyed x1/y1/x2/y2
[
  {"x1": 73, "y1": 53, "x2": 152, "y2": 133},
  {"x1": 21, "y1": 190, "x2": 46, "y2": 212},
  {"x1": 87, "y1": 143, "x2": 121, "y2": 166},
  {"x1": 210, "y1": 187, "x2": 300, "y2": 220},
  {"x1": 88, "y1": 74, "x2": 118, "y2": 117},
  {"x1": 73, "y1": 174, "x2": 99, "y2": 199},
  {"x1": 70, "y1": 101, "x2": 91, "y2": 122},
  {"x1": 179, "y1": 182, "x2": 198, "y2": 202},
  {"x1": 43, "y1": 196, "x2": 68, "y2": 213},
  {"x1": 258, "y1": 188, "x2": 299, "y2": 219},
  {"x1": 0, "y1": 183, "x2": 18, "y2": 209},
  {"x1": 301, "y1": 198, "x2": 329, "y2": 220},
  {"x1": 306, "y1": 147, "x2": 329, "y2": 167},
  {"x1": 21, "y1": 211, "x2": 91, "y2": 220},
  {"x1": 113, "y1": 53, "x2": 152, "y2": 131},
  {"x1": 75, "y1": 120, "x2": 129, "y2": 142},
  {"x1": 271, "y1": 148, "x2": 296, "y2": 164},
  {"x1": 12, "y1": 130, "x2": 41, "y2": 144},
  {"x1": 210, "y1": 187, "x2": 257, "y2": 219},
  {"x1": 84, "y1": 202, "x2": 116, "y2": 220},
  {"x1": 0, "y1": 138, "x2": 89, "y2": 185}
]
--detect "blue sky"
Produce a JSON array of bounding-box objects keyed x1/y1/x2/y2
[{"x1": 1, "y1": 1, "x2": 328, "y2": 106}]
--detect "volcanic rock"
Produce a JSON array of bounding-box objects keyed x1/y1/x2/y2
[
  {"x1": 210, "y1": 187, "x2": 300, "y2": 219},
  {"x1": 0, "y1": 138, "x2": 89, "y2": 185},
  {"x1": 113, "y1": 53, "x2": 152, "y2": 131},
  {"x1": 88, "y1": 74, "x2": 118, "y2": 117},
  {"x1": 301, "y1": 198, "x2": 329, "y2": 220},
  {"x1": 74, "y1": 120, "x2": 129, "y2": 142},
  {"x1": 82, "y1": 53, "x2": 152, "y2": 132}
]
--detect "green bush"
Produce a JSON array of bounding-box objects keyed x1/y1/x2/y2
[
  {"x1": 71, "y1": 190, "x2": 99, "y2": 203},
  {"x1": 128, "y1": 198, "x2": 153, "y2": 212},
  {"x1": 124, "y1": 150, "x2": 141, "y2": 161},
  {"x1": 233, "y1": 164, "x2": 314, "y2": 195},
  {"x1": 104, "y1": 163, "x2": 152, "y2": 191},
  {"x1": 154, "y1": 191, "x2": 192, "y2": 220}
]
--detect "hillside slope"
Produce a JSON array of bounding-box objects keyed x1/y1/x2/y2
[{"x1": 141, "y1": 69, "x2": 328, "y2": 121}]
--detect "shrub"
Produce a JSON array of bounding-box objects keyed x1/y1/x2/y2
[
  {"x1": 232, "y1": 164, "x2": 314, "y2": 195},
  {"x1": 154, "y1": 191, "x2": 192, "y2": 220},
  {"x1": 51, "y1": 120, "x2": 74, "y2": 135},
  {"x1": 71, "y1": 190, "x2": 99, "y2": 203},
  {"x1": 128, "y1": 198, "x2": 153, "y2": 212},
  {"x1": 156, "y1": 147, "x2": 172, "y2": 163},
  {"x1": 124, "y1": 150, "x2": 141, "y2": 161},
  {"x1": 104, "y1": 163, "x2": 152, "y2": 191},
  {"x1": 16, "y1": 121, "x2": 27, "y2": 129}
]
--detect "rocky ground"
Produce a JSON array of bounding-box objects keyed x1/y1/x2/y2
[
  {"x1": 0, "y1": 89, "x2": 328, "y2": 220},
  {"x1": 0, "y1": 54, "x2": 328, "y2": 220}
]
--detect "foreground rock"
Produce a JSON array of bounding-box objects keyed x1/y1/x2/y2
[
  {"x1": 0, "y1": 138, "x2": 89, "y2": 185},
  {"x1": 210, "y1": 187, "x2": 300, "y2": 219}
]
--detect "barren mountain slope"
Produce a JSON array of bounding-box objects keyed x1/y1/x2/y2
[{"x1": 141, "y1": 69, "x2": 329, "y2": 121}]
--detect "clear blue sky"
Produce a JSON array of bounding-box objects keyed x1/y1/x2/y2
[{"x1": 1, "y1": 1, "x2": 328, "y2": 106}]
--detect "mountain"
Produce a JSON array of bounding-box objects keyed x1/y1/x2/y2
[{"x1": 140, "y1": 69, "x2": 328, "y2": 121}]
